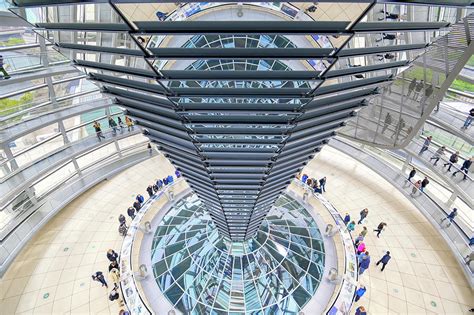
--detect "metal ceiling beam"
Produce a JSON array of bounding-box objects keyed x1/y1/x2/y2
[{"x1": 148, "y1": 47, "x2": 335, "y2": 59}]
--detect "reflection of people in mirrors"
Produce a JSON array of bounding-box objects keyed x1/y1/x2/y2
[
  {"x1": 390, "y1": 118, "x2": 405, "y2": 140},
  {"x1": 376, "y1": 53, "x2": 395, "y2": 61},
  {"x1": 375, "y1": 33, "x2": 399, "y2": 42},
  {"x1": 156, "y1": 11, "x2": 168, "y2": 21},
  {"x1": 381, "y1": 112, "x2": 392, "y2": 134},
  {"x1": 378, "y1": 10, "x2": 404, "y2": 21}
]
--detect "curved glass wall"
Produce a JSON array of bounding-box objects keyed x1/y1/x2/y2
[{"x1": 151, "y1": 193, "x2": 325, "y2": 314}]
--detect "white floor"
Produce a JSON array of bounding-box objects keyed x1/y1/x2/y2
[{"x1": 0, "y1": 147, "x2": 472, "y2": 314}]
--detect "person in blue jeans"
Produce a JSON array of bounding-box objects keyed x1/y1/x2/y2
[
  {"x1": 462, "y1": 108, "x2": 473, "y2": 129},
  {"x1": 441, "y1": 208, "x2": 458, "y2": 227}
]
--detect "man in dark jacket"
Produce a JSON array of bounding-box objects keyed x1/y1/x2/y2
[
  {"x1": 376, "y1": 251, "x2": 391, "y2": 271},
  {"x1": 444, "y1": 151, "x2": 459, "y2": 171},
  {"x1": 107, "y1": 249, "x2": 119, "y2": 262},
  {"x1": 92, "y1": 271, "x2": 108, "y2": 288},
  {"x1": 146, "y1": 185, "x2": 153, "y2": 197},
  {"x1": 407, "y1": 167, "x2": 416, "y2": 182},
  {"x1": 453, "y1": 157, "x2": 472, "y2": 180},
  {"x1": 127, "y1": 207, "x2": 135, "y2": 219},
  {"x1": 420, "y1": 176, "x2": 429, "y2": 192},
  {"x1": 319, "y1": 177, "x2": 327, "y2": 192},
  {"x1": 133, "y1": 200, "x2": 141, "y2": 212}
]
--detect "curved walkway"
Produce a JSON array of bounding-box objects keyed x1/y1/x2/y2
[{"x1": 0, "y1": 148, "x2": 472, "y2": 314}]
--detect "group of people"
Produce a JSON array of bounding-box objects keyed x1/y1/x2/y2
[
  {"x1": 92, "y1": 249, "x2": 129, "y2": 313},
  {"x1": 299, "y1": 173, "x2": 327, "y2": 193},
  {"x1": 343, "y1": 208, "x2": 392, "y2": 314},
  {"x1": 121, "y1": 171, "x2": 181, "y2": 233},
  {"x1": 92, "y1": 116, "x2": 135, "y2": 141},
  {"x1": 418, "y1": 136, "x2": 472, "y2": 180}
]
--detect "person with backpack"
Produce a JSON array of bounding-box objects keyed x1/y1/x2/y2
[
  {"x1": 358, "y1": 254, "x2": 371, "y2": 275},
  {"x1": 444, "y1": 151, "x2": 459, "y2": 171},
  {"x1": 453, "y1": 157, "x2": 472, "y2": 180},
  {"x1": 420, "y1": 176, "x2": 429, "y2": 192},
  {"x1": 347, "y1": 221, "x2": 356, "y2": 232},
  {"x1": 92, "y1": 271, "x2": 108, "y2": 288}
]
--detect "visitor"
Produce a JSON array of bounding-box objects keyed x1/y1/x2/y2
[
  {"x1": 313, "y1": 183, "x2": 322, "y2": 194},
  {"x1": 108, "y1": 116, "x2": 118, "y2": 136},
  {"x1": 118, "y1": 214, "x2": 127, "y2": 227},
  {"x1": 354, "y1": 234, "x2": 364, "y2": 247},
  {"x1": 0, "y1": 55, "x2": 10, "y2": 79},
  {"x1": 413, "y1": 80, "x2": 424, "y2": 100},
  {"x1": 108, "y1": 260, "x2": 119, "y2": 272},
  {"x1": 319, "y1": 177, "x2": 327, "y2": 192},
  {"x1": 355, "y1": 306, "x2": 367, "y2": 315},
  {"x1": 109, "y1": 268, "x2": 120, "y2": 286},
  {"x1": 390, "y1": 118, "x2": 405, "y2": 140},
  {"x1": 376, "y1": 251, "x2": 391, "y2": 271},
  {"x1": 420, "y1": 176, "x2": 429, "y2": 192},
  {"x1": 406, "y1": 78, "x2": 417, "y2": 98},
  {"x1": 305, "y1": 4, "x2": 318, "y2": 13},
  {"x1": 359, "y1": 226, "x2": 368, "y2": 238},
  {"x1": 136, "y1": 194, "x2": 145, "y2": 204},
  {"x1": 420, "y1": 84, "x2": 434, "y2": 105},
  {"x1": 133, "y1": 200, "x2": 141, "y2": 212},
  {"x1": 418, "y1": 136, "x2": 432, "y2": 155},
  {"x1": 153, "y1": 183, "x2": 159, "y2": 193},
  {"x1": 430, "y1": 146, "x2": 445, "y2": 166},
  {"x1": 354, "y1": 286, "x2": 366, "y2": 302},
  {"x1": 440, "y1": 208, "x2": 458, "y2": 227},
  {"x1": 358, "y1": 254, "x2": 371, "y2": 275},
  {"x1": 357, "y1": 250, "x2": 368, "y2": 264},
  {"x1": 444, "y1": 151, "x2": 459, "y2": 171},
  {"x1": 107, "y1": 249, "x2": 119, "y2": 262},
  {"x1": 375, "y1": 33, "x2": 398, "y2": 42},
  {"x1": 347, "y1": 221, "x2": 356, "y2": 232},
  {"x1": 92, "y1": 271, "x2": 108, "y2": 288},
  {"x1": 167, "y1": 174, "x2": 174, "y2": 184},
  {"x1": 125, "y1": 116, "x2": 134, "y2": 131},
  {"x1": 373, "y1": 222, "x2": 387, "y2": 238},
  {"x1": 411, "y1": 179, "x2": 421, "y2": 196},
  {"x1": 157, "y1": 179, "x2": 164, "y2": 190},
  {"x1": 356, "y1": 242, "x2": 366, "y2": 255},
  {"x1": 381, "y1": 112, "x2": 392, "y2": 134},
  {"x1": 175, "y1": 170, "x2": 182, "y2": 178},
  {"x1": 163, "y1": 177, "x2": 168, "y2": 185},
  {"x1": 117, "y1": 117, "x2": 125, "y2": 131},
  {"x1": 407, "y1": 167, "x2": 416, "y2": 182},
  {"x1": 119, "y1": 310, "x2": 131, "y2": 315},
  {"x1": 301, "y1": 173, "x2": 308, "y2": 184},
  {"x1": 118, "y1": 222, "x2": 128, "y2": 237},
  {"x1": 146, "y1": 185, "x2": 153, "y2": 197},
  {"x1": 147, "y1": 142, "x2": 152, "y2": 155},
  {"x1": 127, "y1": 206, "x2": 135, "y2": 219},
  {"x1": 462, "y1": 108, "x2": 474, "y2": 129},
  {"x1": 453, "y1": 157, "x2": 472, "y2": 180},
  {"x1": 358, "y1": 208, "x2": 369, "y2": 224},
  {"x1": 93, "y1": 121, "x2": 106, "y2": 141},
  {"x1": 378, "y1": 10, "x2": 401, "y2": 20},
  {"x1": 156, "y1": 11, "x2": 167, "y2": 21},
  {"x1": 343, "y1": 213, "x2": 351, "y2": 226}
]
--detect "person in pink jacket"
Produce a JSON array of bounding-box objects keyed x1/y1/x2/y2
[{"x1": 357, "y1": 242, "x2": 366, "y2": 255}]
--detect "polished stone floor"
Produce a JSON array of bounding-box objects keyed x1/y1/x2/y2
[{"x1": 0, "y1": 147, "x2": 472, "y2": 314}]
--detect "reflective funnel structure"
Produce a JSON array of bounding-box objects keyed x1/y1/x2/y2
[{"x1": 9, "y1": 1, "x2": 452, "y2": 241}]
